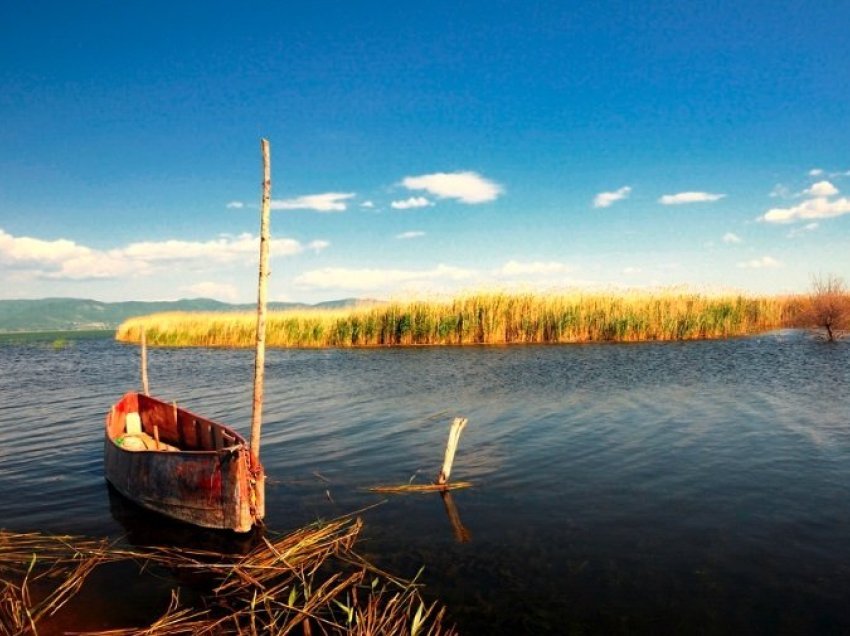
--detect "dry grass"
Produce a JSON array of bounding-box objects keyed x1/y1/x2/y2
[
  {"x1": 116, "y1": 291, "x2": 800, "y2": 348},
  {"x1": 0, "y1": 518, "x2": 455, "y2": 635}
]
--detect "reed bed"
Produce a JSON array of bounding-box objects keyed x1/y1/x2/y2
[
  {"x1": 116, "y1": 292, "x2": 800, "y2": 348},
  {"x1": 0, "y1": 518, "x2": 454, "y2": 635}
]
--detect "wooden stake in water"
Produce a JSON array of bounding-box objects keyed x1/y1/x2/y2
[
  {"x1": 250, "y1": 139, "x2": 271, "y2": 458},
  {"x1": 369, "y1": 416, "x2": 472, "y2": 493},
  {"x1": 140, "y1": 330, "x2": 149, "y2": 396},
  {"x1": 436, "y1": 417, "x2": 468, "y2": 485}
]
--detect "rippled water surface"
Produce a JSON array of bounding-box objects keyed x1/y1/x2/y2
[{"x1": 2, "y1": 331, "x2": 850, "y2": 633}]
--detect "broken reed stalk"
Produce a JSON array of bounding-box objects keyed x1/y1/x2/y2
[
  {"x1": 436, "y1": 418, "x2": 468, "y2": 485},
  {"x1": 140, "y1": 329, "x2": 149, "y2": 396},
  {"x1": 369, "y1": 417, "x2": 471, "y2": 493},
  {"x1": 0, "y1": 517, "x2": 456, "y2": 636}
]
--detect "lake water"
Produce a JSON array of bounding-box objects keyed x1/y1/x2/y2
[{"x1": 1, "y1": 331, "x2": 850, "y2": 633}]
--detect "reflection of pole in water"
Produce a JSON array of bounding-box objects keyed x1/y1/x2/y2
[{"x1": 440, "y1": 491, "x2": 471, "y2": 543}]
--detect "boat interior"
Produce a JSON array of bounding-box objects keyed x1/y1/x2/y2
[{"x1": 108, "y1": 392, "x2": 245, "y2": 453}]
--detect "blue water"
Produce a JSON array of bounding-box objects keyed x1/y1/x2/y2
[{"x1": 1, "y1": 331, "x2": 849, "y2": 633}]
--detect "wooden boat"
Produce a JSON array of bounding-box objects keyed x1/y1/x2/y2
[{"x1": 105, "y1": 391, "x2": 265, "y2": 533}]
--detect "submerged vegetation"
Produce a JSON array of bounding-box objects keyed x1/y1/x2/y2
[
  {"x1": 0, "y1": 517, "x2": 454, "y2": 635},
  {"x1": 116, "y1": 291, "x2": 802, "y2": 348}
]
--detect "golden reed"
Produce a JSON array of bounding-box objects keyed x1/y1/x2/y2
[{"x1": 116, "y1": 292, "x2": 802, "y2": 348}]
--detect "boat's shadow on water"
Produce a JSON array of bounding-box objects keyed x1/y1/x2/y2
[{"x1": 106, "y1": 482, "x2": 263, "y2": 555}]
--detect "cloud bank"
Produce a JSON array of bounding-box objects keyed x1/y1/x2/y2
[{"x1": 0, "y1": 227, "x2": 326, "y2": 281}]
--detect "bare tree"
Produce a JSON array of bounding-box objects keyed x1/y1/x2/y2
[{"x1": 807, "y1": 274, "x2": 849, "y2": 341}]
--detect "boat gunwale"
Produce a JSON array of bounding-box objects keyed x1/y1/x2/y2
[{"x1": 106, "y1": 391, "x2": 251, "y2": 455}]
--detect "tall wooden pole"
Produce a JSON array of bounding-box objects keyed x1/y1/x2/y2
[
  {"x1": 250, "y1": 139, "x2": 271, "y2": 457},
  {"x1": 140, "y1": 329, "x2": 149, "y2": 396}
]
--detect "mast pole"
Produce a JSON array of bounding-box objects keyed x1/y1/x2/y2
[
  {"x1": 140, "y1": 329, "x2": 150, "y2": 395},
  {"x1": 250, "y1": 139, "x2": 271, "y2": 457}
]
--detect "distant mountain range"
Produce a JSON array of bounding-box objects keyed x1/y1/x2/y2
[{"x1": 0, "y1": 297, "x2": 369, "y2": 332}]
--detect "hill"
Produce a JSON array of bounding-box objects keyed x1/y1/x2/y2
[{"x1": 0, "y1": 297, "x2": 368, "y2": 332}]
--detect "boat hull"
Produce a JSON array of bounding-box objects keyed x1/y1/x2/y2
[{"x1": 105, "y1": 392, "x2": 264, "y2": 533}]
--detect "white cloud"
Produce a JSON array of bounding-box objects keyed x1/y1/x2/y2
[
  {"x1": 593, "y1": 186, "x2": 631, "y2": 208},
  {"x1": 1, "y1": 228, "x2": 92, "y2": 265},
  {"x1": 622, "y1": 267, "x2": 642, "y2": 275},
  {"x1": 391, "y1": 196, "x2": 433, "y2": 210},
  {"x1": 226, "y1": 201, "x2": 245, "y2": 209},
  {"x1": 360, "y1": 200, "x2": 375, "y2": 208},
  {"x1": 809, "y1": 168, "x2": 824, "y2": 177},
  {"x1": 396, "y1": 231, "x2": 425, "y2": 240},
  {"x1": 119, "y1": 234, "x2": 303, "y2": 263},
  {"x1": 722, "y1": 232, "x2": 743, "y2": 244},
  {"x1": 270, "y1": 192, "x2": 355, "y2": 212},
  {"x1": 183, "y1": 281, "x2": 239, "y2": 301},
  {"x1": 659, "y1": 192, "x2": 726, "y2": 205},
  {"x1": 804, "y1": 180, "x2": 839, "y2": 197},
  {"x1": 402, "y1": 171, "x2": 503, "y2": 204},
  {"x1": 0, "y1": 228, "x2": 135, "y2": 279},
  {"x1": 737, "y1": 256, "x2": 782, "y2": 269},
  {"x1": 761, "y1": 196, "x2": 850, "y2": 223},
  {"x1": 294, "y1": 264, "x2": 476, "y2": 291},
  {"x1": 497, "y1": 260, "x2": 571, "y2": 276},
  {"x1": 0, "y1": 227, "x2": 316, "y2": 281}
]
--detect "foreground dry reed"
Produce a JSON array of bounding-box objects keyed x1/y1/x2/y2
[
  {"x1": 0, "y1": 518, "x2": 454, "y2": 635},
  {"x1": 116, "y1": 292, "x2": 801, "y2": 348}
]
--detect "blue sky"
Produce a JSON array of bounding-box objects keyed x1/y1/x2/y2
[{"x1": 1, "y1": 1, "x2": 849, "y2": 303}]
